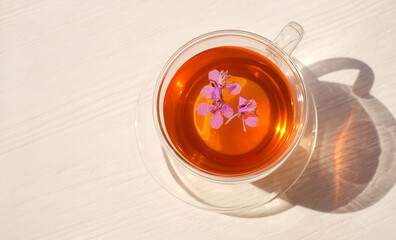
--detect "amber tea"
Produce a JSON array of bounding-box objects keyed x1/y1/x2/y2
[{"x1": 163, "y1": 46, "x2": 295, "y2": 177}]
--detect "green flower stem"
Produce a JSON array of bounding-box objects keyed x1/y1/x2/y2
[{"x1": 225, "y1": 113, "x2": 239, "y2": 125}]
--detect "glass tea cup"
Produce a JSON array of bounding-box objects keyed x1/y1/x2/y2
[{"x1": 153, "y1": 22, "x2": 313, "y2": 184}]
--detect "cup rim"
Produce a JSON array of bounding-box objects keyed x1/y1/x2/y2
[{"x1": 153, "y1": 29, "x2": 309, "y2": 184}]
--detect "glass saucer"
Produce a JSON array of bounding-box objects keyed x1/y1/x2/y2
[{"x1": 135, "y1": 78, "x2": 318, "y2": 213}]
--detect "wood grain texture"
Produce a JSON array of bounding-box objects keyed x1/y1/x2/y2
[{"x1": 1, "y1": 0, "x2": 396, "y2": 239}]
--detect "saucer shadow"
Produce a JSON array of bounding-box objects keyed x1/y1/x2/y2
[{"x1": 279, "y1": 58, "x2": 396, "y2": 213}]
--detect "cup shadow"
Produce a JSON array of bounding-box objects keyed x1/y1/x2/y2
[
  {"x1": 162, "y1": 58, "x2": 396, "y2": 217},
  {"x1": 247, "y1": 58, "x2": 396, "y2": 216}
]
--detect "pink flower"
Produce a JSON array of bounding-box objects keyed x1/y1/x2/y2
[
  {"x1": 225, "y1": 97, "x2": 259, "y2": 132},
  {"x1": 196, "y1": 99, "x2": 234, "y2": 129},
  {"x1": 200, "y1": 69, "x2": 241, "y2": 99}
]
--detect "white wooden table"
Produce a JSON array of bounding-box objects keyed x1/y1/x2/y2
[{"x1": 2, "y1": 1, "x2": 396, "y2": 239}]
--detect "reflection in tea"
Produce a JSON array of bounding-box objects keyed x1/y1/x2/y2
[{"x1": 163, "y1": 46, "x2": 295, "y2": 177}]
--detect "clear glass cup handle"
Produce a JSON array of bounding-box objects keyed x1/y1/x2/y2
[{"x1": 273, "y1": 22, "x2": 304, "y2": 55}]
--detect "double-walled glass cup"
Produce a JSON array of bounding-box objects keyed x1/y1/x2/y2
[{"x1": 153, "y1": 22, "x2": 313, "y2": 183}]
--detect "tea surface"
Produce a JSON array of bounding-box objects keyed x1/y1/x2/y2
[{"x1": 163, "y1": 46, "x2": 295, "y2": 176}]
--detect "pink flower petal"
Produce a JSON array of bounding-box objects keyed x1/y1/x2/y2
[
  {"x1": 200, "y1": 85, "x2": 213, "y2": 98},
  {"x1": 226, "y1": 83, "x2": 242, "y2": 95},
  {"x1": 210, "y1": 111, "x2": 223, "y2": 129},
  {"x1": 221, "y1": 103, "x2": 234, "y2": 118},
  {"x1": 208, "y1": 69, "x2": 220, "y2": 84},
  {"x1": 239, "y1": 96, "x2": 247, "y2": 106},
  {"x1": 245, "y1": 116, "x2": 259, "y2": 127},
  {"x1": 196, "y1": 103, "x2": 212, "y2": 116},
  {"x1": 212, "y1": 87, "x2": 221, "y2": 100},
  {"x1": 248, "y1": 100, "x2": 257, "y2": 111}
]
